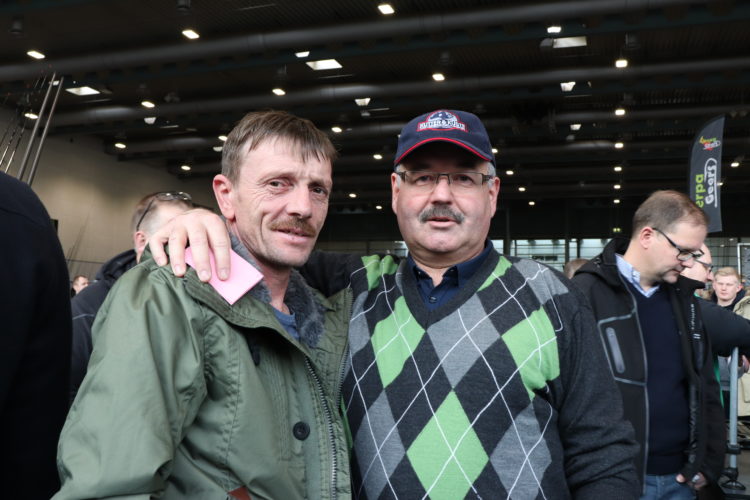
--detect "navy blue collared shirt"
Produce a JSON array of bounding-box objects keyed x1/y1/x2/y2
[{"x1": 408, "y1": 241, "x2": 493, "y2": 310}]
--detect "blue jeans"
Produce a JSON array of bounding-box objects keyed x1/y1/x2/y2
[{"x1": 640, "y1": 474, "x2": 696, "y2": 500}]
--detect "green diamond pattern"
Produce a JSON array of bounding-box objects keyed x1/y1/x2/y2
[
  {"x1": 361, "y1": 254, "x2": 399, "y2": 291},
  {"x1": 478, "y1": 256, "x2": 512, "y2": 291},
  {"x1": 407, "y1": 391, "x2": 488, "y2": 500},
  {"x1": 502, "y1": 307, "x2": 560, "y2": 400},
  {"x1": 371, "y1": 296, "x2": 425, "y2": 388}
]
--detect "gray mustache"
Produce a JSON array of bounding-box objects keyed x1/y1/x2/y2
[{"x1": 418, "y1": 206, "x2": 465, "y2": 224}]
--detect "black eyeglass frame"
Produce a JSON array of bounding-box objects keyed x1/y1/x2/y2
[
  {"x1": 395, "y1": 170, "x2": 495, "y2": 188},
  {"x1": 652, "y1": 227, "x2": 704, "y2": 262},
  {"x1": 695, "y1": 259, "x2": 714, "y2": 273},
  {"x1": 135, "y1": 191, "x2": 193, "y2": 232}
]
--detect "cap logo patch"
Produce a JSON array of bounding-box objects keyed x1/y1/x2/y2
[{"x1": 417, "y1": 110, "x2": 466, "y2": 133}]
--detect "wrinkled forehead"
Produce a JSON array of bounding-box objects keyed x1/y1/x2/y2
[{"x1": 401, "y1": 142, "x2": 486, "y2": 171}]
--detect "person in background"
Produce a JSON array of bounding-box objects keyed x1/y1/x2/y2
[
  {"x1": 69, "y1": 191, "x2": 193, "y2": 401},
  {"x1": 713, "y1": 267, "x2": 747, "y2": 310},
  {"x1": 70, "y1": 274, "x2": 89, "y2": 296},
  {"x1": 0, "y1": 171, "x2": 72, "y2": 499},
  {"x1": 563, "y1": 258, "x2": 588, "y2": 279}
]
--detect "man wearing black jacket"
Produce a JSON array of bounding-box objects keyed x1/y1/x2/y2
[{"x1": 574, "y1": 190, "x2": 725, "y2": 500}]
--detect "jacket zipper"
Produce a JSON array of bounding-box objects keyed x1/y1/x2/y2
[{"x1": 305, "y1": 357, "x2": 338, "y2": 499}]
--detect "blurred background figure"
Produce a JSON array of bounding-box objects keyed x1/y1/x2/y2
[
  {"x1": 0, "y1": 171, "x2": 72, "y2": 499},
  {"x1": 69, "y1": 191, "x2": 193, "y2": 401},
  {"x1": 563, "y1": 258, "x2": 588, "y2": 279},
  {"x1": 70, "y1": 274, "x2": 89, "y2": 297}
]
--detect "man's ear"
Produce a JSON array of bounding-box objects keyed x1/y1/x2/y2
[
  {"x1": 133, "y1": 230, "x2": 147, "y2": 262},
  {"x1": 390, "y1": 172, "x2": 400, "y2": 215},
  {"x1": 488, "y1": 175, "x2": 500, "y2": 216},
  {"x1": 638, "y1": 226, "x2": 657, "y2": 250},
  {"x1": 213, "y1": 174, "x2": 236, "y2": 221}
]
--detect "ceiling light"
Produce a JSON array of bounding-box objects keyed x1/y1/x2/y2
[
  {"x1": 432, "y1": 73, "x2": 445, "y2": 82},
  {"x1": 614, "y1": 199, "x2": 621, "y2": 204},
  {"x1": 144, "y1": 117, "x2": 156, "y2": 124},
  {"x1": 218, "y1": 135, "x2": 227, "y2": 142},
  {"x1": 295, "y1": 51, "x2": 310, "y2": 58},
  {"x1": 182, "y1": 29, "x2": 200, "y2": 40},
  {"x1": 378, "y1": 3, "x2": 395, "y2": 15},
  {"x1": 355, "y1": 97, "x2": 371, "y2": 107},
  {"x1": 552, "y1": 36, "x2": 587, "y2": 49},
  {"x1": 614, "y1": 142, "x2": 624, "y2": 149},
  {"x1": 348, "y1": 193, "x2": 357, "y2": 198},
  {"x1": 547, "y1": 25, "x2": 562, "y2": 34},
  {"x1": 614, "y1": 165, "x2": 622, "y2": 172},
  {"x1": 560, "y1": 81, "x2": 576, "y2": 92},
  {"x1": 731, "y1": 161, "x2": 740, "y2": 167},
  {"x1": 180, "y1": 164, "x2": 191, "y2": 171},
  {"x1": 719, "y1": 181, "x2": 724, "y2": 186},
  {"x1": 613, "y1": 227, "x2": 622, "y2": 233},
  {"x1": 373, "y1": 154, "x2": 383, "y2": 160},
  {"x1": 24, "y1": 112, "x2": 38, "y2": 120},
  {"x1": 114, "y1": 142, "x2": 127, "y2": 149},
  {"x1": 614, "y1": 184, "x2": 621, "y2": 190},
  {"x1": 529, "y1": 201, "x2": 536, "y2": 206},
  {"x1": 272, "y1": 88, "x2": 286, "y2": 96},
  {"x1": 615, "y1": 58, "x2": 628, "y2": 68},
  {"x1": 518, "y1": 186, "x2": 526, "y2": 192},
  {"x1": 66, "y1": 86, "x2": 100, "y2": 96},
  {"x1": 505, "y1": 170, "x2": 514, "y2": 176},
  {"x1": 570, "y1": 123, "x2": 581, "y2": 131},
  {"x1": 27, "y1": 50, "x2": 45, "y2": 59},
  {"x1": 615, "y1": 108, "x2": 626, "y2": 116},
  {"x1": 213, "y1": 146, "x2": 223, "y2": 152},
  {"x1": 492, "y1": 148, "x2": 499, "y2": 154},
  {"x1": 306, "y1": 59, "x2": 342, "y2": 70},
  {"x1": 141, "y1": 100, "x2": 156, "y2": 108},
  {"x1": 331, "y1": 126, "x2": 342, "y2": 133},
  {"x1": 375, "y1": 205, "x2": 383, "y2": 210}
]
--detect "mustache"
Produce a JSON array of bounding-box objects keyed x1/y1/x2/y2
[
  {"x1": 268, "y1": 218, "x2": 317, "y2": 237},
  {"x1": 418, "y1": 206, "x2": 465, "y2": 224}
]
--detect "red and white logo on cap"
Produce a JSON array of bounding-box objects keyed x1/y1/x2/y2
[{"x1": 417, "y1": 110, "x2": 467, "y2": 132}]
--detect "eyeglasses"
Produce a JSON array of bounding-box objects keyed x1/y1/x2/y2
[
  {"x1": 695, "y1": 259, "x2": 714, "y2": 273},
  {"x1": 135, "y1": 191, "x2": 193, "y2": 231},
  {"x1": 652, "y1": 227, "x2": 704, "y2": 262},
  {"x1": 396, "y1": 170, "x2": 494, "y2": 192}
]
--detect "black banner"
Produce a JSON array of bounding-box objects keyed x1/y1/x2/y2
[{"x1": 689, "y1": 115, "x2": 724, "y2": 233}]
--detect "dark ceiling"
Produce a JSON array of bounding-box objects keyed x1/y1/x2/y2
[{"x1": 2, "y1": 0, "x2": 750, "y2": 239}]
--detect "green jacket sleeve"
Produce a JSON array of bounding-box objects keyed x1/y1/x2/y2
[{"x1": 54, "y1": 264, "x2": 207, "y2": 500}]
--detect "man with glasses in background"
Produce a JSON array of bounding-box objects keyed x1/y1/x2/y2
[
  {"x1": 69, "y1": 191, "x2": 193, "y2": 401},
  {"x1": 574, "y1": 191, "x2": 726, "y2": 499},
  {"x1": 150, "y1": 110, "x2": 639, "y2": 498}
]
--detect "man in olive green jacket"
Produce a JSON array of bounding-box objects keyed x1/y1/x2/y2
[{"x1": 54, "y1": 110, "x2": 351, "y2": 500}]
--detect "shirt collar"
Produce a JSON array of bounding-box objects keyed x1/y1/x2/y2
[
  {"x1": 408, "y1": 240, "x2": 492, "y2": 287},
  {"x1": 615, "y1": 254, "x2": 660, "y2": 297}
]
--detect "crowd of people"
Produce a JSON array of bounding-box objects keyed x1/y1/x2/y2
[{"x1": 3, "y1": 107, "x2": 750, "y2": 500}]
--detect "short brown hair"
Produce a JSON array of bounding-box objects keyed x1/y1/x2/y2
[
  {"x1": 715, "y1": 266, "x2": 741, "y2": 282},
  {"x1": 130, "y1": 192, "x2": 193, "y2": 234},
  {"x1": 631, "y1": 190, "x2": 708, "y2": 235},
  {"x1": 221, "y1": 110, "x2": 338, "y2": 183}
]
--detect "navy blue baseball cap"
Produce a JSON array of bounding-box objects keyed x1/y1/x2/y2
[{"x1": 393, "y1": 109, "x2": 496, "y2": 168}]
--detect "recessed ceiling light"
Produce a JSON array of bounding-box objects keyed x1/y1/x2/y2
[
  {"x1": 613, "y1": 227, "x2": 622, "y2": 233},
  {"x1": 518, "y1": 186, "x2": 526, "y2": 192},
  {"x1": 114, "y1": 142, "x2": 127, "y2": 149},
  {"x1": 348, "y1": 193, "x2": 357, "y2": 198},
  {"x1": 66, "y1": 86, "x2": 100, "y2": 96},
  {"x1": 719, "y1": 181, "x2": 724, "y2": 186},
  {"x1": 492, "y1": 148, "x2": 499, "y2": 154},
  {"x1": 331, "y1": 126, "x2": 343, "y2": 133},
  {"x1": 615, "y1": 58, "x2": 628, "y2": 68},
  {"x1": 552, "y1": 36, "x2": 587, "y2": 49},
  {"x1": 272, "y1": 88, "x2": 286, "y2": 96},
  {"x1": 213, "y1": 146, "x2": 223, "y2": 152},
  {"x1": 731, "y1": 161, "x2": 740, "y2": 167},
  {"x1": 614, "y1": 142, "x2": 624, "y2": 149},
  {"x1": 615, "y1": 108, "x2": 626, "y2": 116},
  {"x1": 432, "y1": 73, "x2": 445, "y2": 82},
  {"x1": 614, "y1": 199, "x2": 621, "y2": 204},
  {"x1": 180, "y1": 164, "x2": 191, "y2": 171},
  {"x1": 560, "y1": 81, "x2": 576, "y2": 92},
  {"x1": 141, "y1": 100, "x2": 156, "y2": 108},
  {"x1": 306, "y1": 59, "x2": 342, "y2": 70},
  {"x1": 375, "y1": 205, "x2": 383, "y2": 210},
  {"x1": 218, "y1": 135, "x2": 228, "y2": 142},
  {"x1": 614, "y1": 165, "x2": 622, "y2": 172},
  {"x1": 528, "y1": 200, "x2": 536, "y2": 206},
  {"x1": 295, "y1": 51, "x2": 310, "y2": 58},
  {"x1": 27, "y1": 50, "x2": 45, "y2": 59},
  {"x1": 378, "y1": 3, "x2": 395, "y2": 15},
  {"x1": 355, "y1": 97, "x2": 371, "y2": 107},
  {"x1": 570, "y1": 123, "x2": 581, "y2": 131},
  {"x1": 143, "y1": 117, "x2": 156, "y2": 124},
  {"x1": 373, "y1": 153, "x2": 383, "y2": 160},
  {"x1": 547, "y1": 25, "x2": 562, "y2": 34},
  {"x1": 505, "y1": 170, "x2": 514, "y2": 176},
  {"x1": 24, "y1": 112, "x2": 38, "y2": 120},
  {"x1": 182, "y1": 29, "x2": 200, "y2": 40},
  {"x1": 614, "y1": 184, "x2": 621, "y2": 190}
]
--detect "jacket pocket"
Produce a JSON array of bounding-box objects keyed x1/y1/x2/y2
[{"x1": 606, "y1": 327, "x2": 626, "y2": 374}]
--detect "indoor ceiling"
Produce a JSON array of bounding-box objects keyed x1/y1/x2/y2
[{"x1": 2, "y1": 0, "x2": 750, "y2": 238}]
